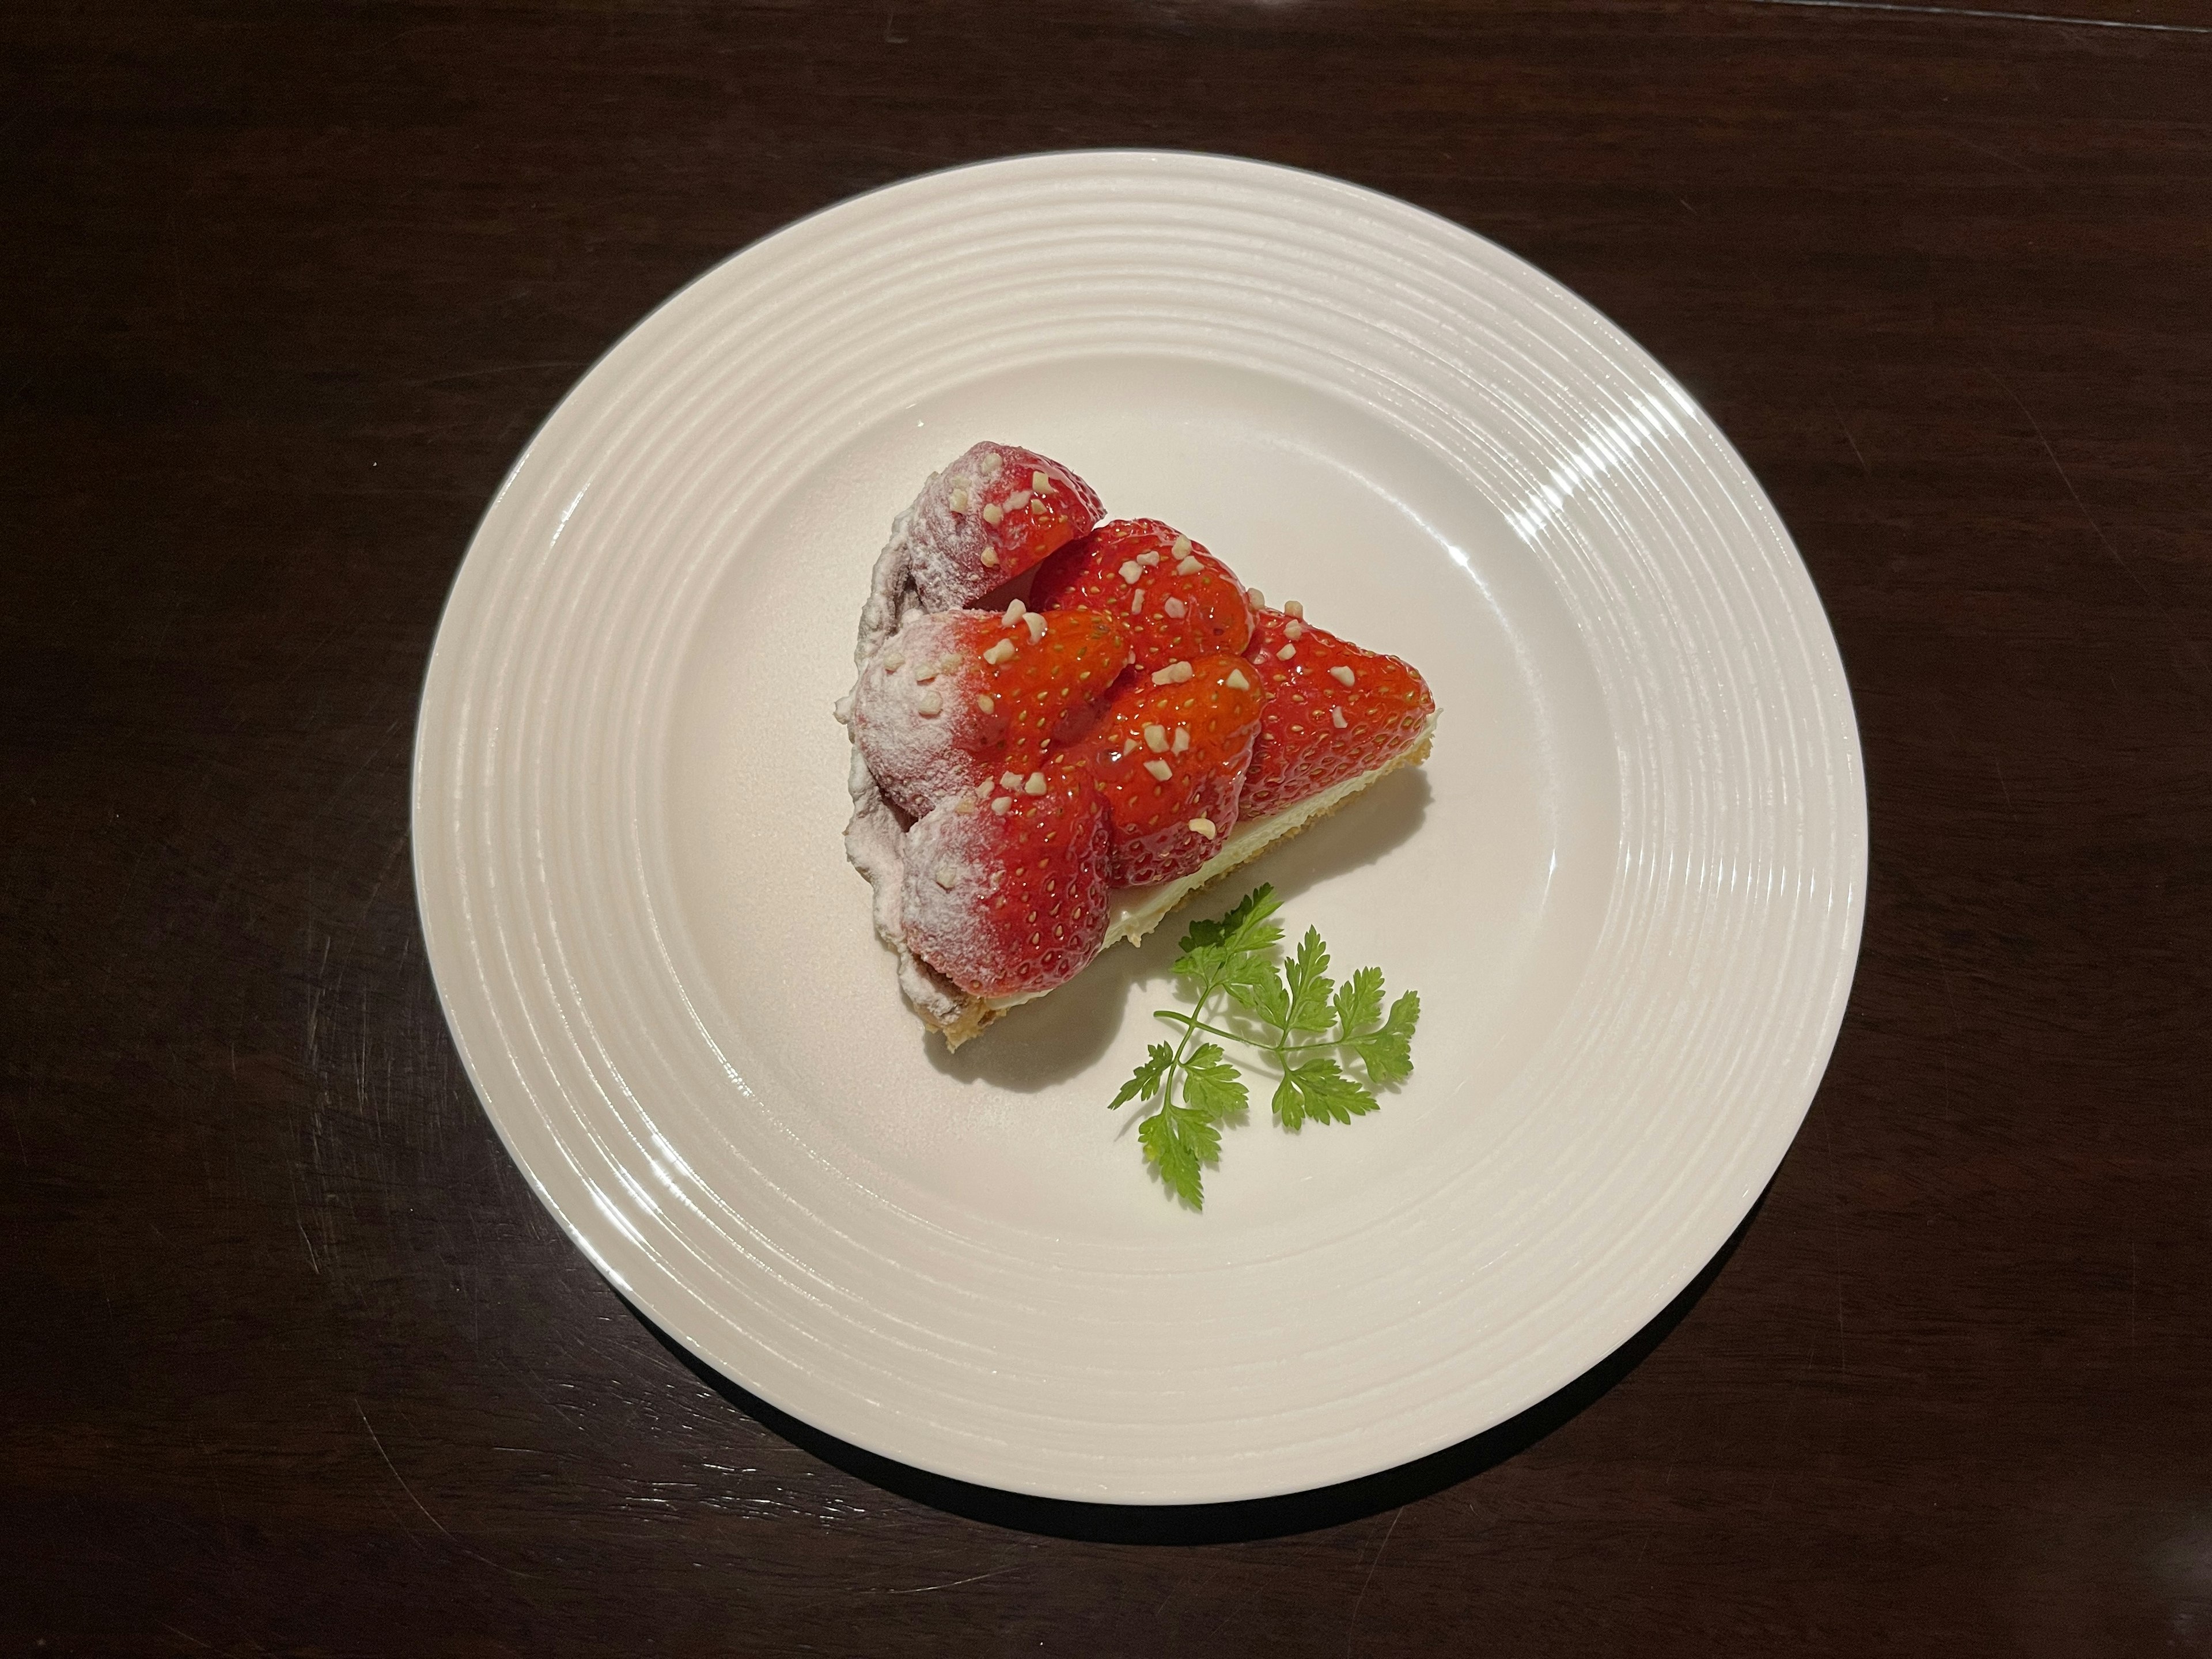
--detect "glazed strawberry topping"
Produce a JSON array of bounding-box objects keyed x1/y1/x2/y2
[
  {"x1": 1028, "y1": 519, "x2": 1253, "y2": 672},
  {"x1": 900, "y1": 759, "x2": 1112, "y2": 998},
  {"x1": 1077, "y1": 654, "x2": 1267, "y2": 887},
  {"x1": 850, "y1": 605, "x2": 1133, "y2": 818},
  {"x1": 1239, "y1": 608, "x2": 1435, "y2": 817},
  {"x1": 905, "y1": 443, "x2": 1104, "y2": 611}
]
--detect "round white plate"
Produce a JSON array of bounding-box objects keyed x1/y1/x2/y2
[{"x1": 414, "y1": 151, "x2": 1865, "y2": 1505}]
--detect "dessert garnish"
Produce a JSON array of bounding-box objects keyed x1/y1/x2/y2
[{"x1": 1110, "y1": 885, "x2": 1420, "y2": 1209}]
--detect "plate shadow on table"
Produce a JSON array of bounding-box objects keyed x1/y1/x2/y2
[
  {"x1": 628, "y1": 1187, "x2": 1764, "y2": 1546},
  {"x1": 920, "y1": 766, "x2": 1434, "y2": 1094}
]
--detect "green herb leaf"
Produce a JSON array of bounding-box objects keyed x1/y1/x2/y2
[
  {"x1": 1115, "y1": 887, "x2": 1411, "y2": 1210},
  {"x1": 1176, "y1": 883, "x2": 1282, "y2": 960},
  {"x1": 1272, "y1": 1055, "x2": 1378, "y2": 1129},
  {"x1": 1225, "y1": 963, "x2": 1290, "y2": 1029},
  {"x1": 1349, "y1": 990, "x2": 1421, "y2": 1088},
  {"x1": 1178, "y1": 1043, "x2": 1249, "y2": 1122},
  {"x1": 1139, "y1": 1104, "x2": 1222, "y2": 1209},
  {"x1": 1110, "y1": 1041, "x2": 1177, "y2": 1111},
  {"x1": 1282, "y1": 926, "x2": 1336, "y2": 1032},
  {"x1": 1332, "y1": 965, "x2": 1386, "y2": 1041}
]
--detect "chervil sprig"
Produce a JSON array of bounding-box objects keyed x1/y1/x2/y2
[{"x1": 1108, "y1": 885, "x2": 1420, "y2": 1209}]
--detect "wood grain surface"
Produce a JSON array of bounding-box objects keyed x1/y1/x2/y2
[{"x1": 6, "y1": 1, "x2": 2208, "y2": 1652}]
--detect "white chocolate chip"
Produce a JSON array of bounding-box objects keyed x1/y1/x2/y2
[
  {"x1": 934, "y1": 865, "x2": 958, "y2": 889},
  {"x1": 977, "y1": 777, "x2": 997, "y2": 798},
  {"x1": 1245, "y1": 588, "x2": 1264, "y2": 609},
  {"x1": 1163, "y1": 597, "x2": 1186, "y2": 619},
  {"x1": 1172, "y1": 661, "x2": 1194, "y2": 683},
  {"x1": 1003, "y1": 598, "x2": 1027, "y2": 625},
  {"x1": 1172, "y1": 726, "x2": 1190, "y2": 753},
  {"x1": 1283, "y1": 599, "x2": 1304, "y2": 619},
  {"x1": 991, "y1": 795, "x2": 1012, "y2": 815},
  {"x1": 1188, "y1": 817, "x2": 1217, "y2": 839},
  {"x1": 1001, "y1": 771, "x2": 1024, "y2": 791},
  {"x1": 1143, "y1": 724, "x2": 1169, "y2": 753},
  {"x1": 976, "y1": 694, "x2": 994, "y2": 713},
  {"x1": 982, "y1": 503, "x2": 1004, "y2": 525},
  {"x1": 1277, "y1": 644, "x2": 1297, "y2": 661},
  {"x1": 1023, "y1": 611, "x2": 1047, "y2": 641},
  {"x1": 1331, "y1": 706, "x2": 1349, "y2": 729},
  {"x1": 1031, "y1": 469, "x2": 1051, "y2": 493},
  {"x1": 881, "y1": 651, "x2": 905, "y2": 674},
  {"x1": 949, "y1": 486, "x2": 971, "y2": 514},
  {"x1": 1330, "y1": 665, "x2": 1357, "y2": 686},
  {"x1": 1226, "y1": 668, "x2": 1250, "y2": 692},
  {"x1": 980, "y1": 451, "x2": 1003, "y2": 476},
  {"x1": 1130, "y1": 589, "x2": 1145, "y2": 615},
  {"x1": 1143, "y1": 758, "x2": 1173, "y2": 782},
  {"x1": 1176, "y1": 555, "x2": 1202, "y2": 575},
  {"x1": 1171, "y1": 535, "x2": 1192, "y2": 557},
  {"x1": 1005, "y1": 490, "x2": 1031, "y2": 510},
  {"x1": 1138, "y1": 550, "x2": 1161, "y2": 567},
  {"x1": 1024, "y1": 771, "x2": 1047, "y2": 796},
  {"x1": 953, "y1": 796, "x2": 978, "y2": 815},
  {"x1": 1284, "y1": 620, "x2": 1305, "y2": 640},
  {"x1": 983, "y1": 639, "x2": 1016, "y2": 665},
  {"x1": 916, "y1": 690, "x2": 942, "y2": 715},
  {"x1": 1119, "y1": 560, "x2": 1143, "y2": 585},
  {"x1": 979, "y1": 547, "x2": 999, "y2": 568},
  {"x1": 913, "y1": 662, "x2": 937, "y2": 683}
]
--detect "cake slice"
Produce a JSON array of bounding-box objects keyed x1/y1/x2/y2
[{"x1": 838, "y1": 443, "x2": 1437, "y2": 1048}]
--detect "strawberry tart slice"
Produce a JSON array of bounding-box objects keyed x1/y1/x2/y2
[{"x1": 838, "y1": 442, "x2": 1437, "y2": 1047}]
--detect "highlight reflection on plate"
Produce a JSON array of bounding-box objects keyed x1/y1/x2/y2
[{"x1": 414, "y1": 151, "x2": 1865, "y2": 1504}]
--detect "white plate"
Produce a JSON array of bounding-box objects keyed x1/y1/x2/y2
[{"x1": 414, "y1": 151, "x2": 1865, "y2": 1505}]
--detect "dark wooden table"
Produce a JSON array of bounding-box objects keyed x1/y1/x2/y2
[{"x1": 9, "y1": 1, "x2": 2209, "y2": 1652}]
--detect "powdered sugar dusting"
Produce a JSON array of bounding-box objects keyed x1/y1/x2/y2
[
  {"x1": 850, "y1": 611, "x2": 999, "y2": 817},
  {"x1": 907, "y1": 442, "x2": 1104, "y2": 610}
]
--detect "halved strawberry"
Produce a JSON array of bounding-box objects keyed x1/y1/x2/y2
[
  {"x1": 1240, "y1": 607, "x2": 1435, "y2": 818},
  {"x1": 1028, "y1": 519, "x2": 1254, "y2": 672},
  {"x1": 1077, "y1": 653, "x2": 1267, "y2": 887},
  {"x1": 850, "y1": 604, "x2": 1133, "y2": 817},
  {"x1": 906, "y1": 443, "x2": 1104, "y2": 611},
  {"x1": 902, "y1": 759, "x2": 1111, "y2": 998}
]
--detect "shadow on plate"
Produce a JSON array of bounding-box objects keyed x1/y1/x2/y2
[
  {"x1": 921, "y1": 767, "x2": 1433, "y2": 1093},
  {"x1": 627, "y1": 1184, "x2": 1762, "y2": 1545}
]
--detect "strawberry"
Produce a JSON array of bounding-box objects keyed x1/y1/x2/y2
[
  {"x1": 902, "y1": 758, "x2": 1111, "y2": 998},
  {"x1": 849, "y1": 604, "x2": 1133, "y2": 818},
  {"x1": 1240, "y1": 607, "x2": 1435, "y2": 818},
  {"x1": 1077, "y1": 653, "x2": 1267, "y2": 887},
  {"x1": 906, "y1": 443, "x2": 1104, "y2": 611},
  {"x1": 1028, "y1": 519, "x2": 1254, "y2": 672}
]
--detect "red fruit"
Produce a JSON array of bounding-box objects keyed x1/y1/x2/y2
[
  {"x1": 1078, "y1": 654, "x2": 1267, "y2": 887},
  {"x1": 1028, "y1": 519, "x2": 1253, "y2": 672},
  {"x1": 850, "y1": 605, "x2": 1134, "y2": 817},
  {"x1": 902, "y1": 759, "x2": 1111, "y2": 998},
  {"x1": 905, "y1": 444, "x2": 1104, "y2": 611},
  {"x1": 1240, "y1": 608, "x2": 1435, "y2": 818}
]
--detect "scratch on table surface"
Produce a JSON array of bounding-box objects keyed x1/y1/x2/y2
[
  {"x1": 414, "y1": 359, "x2": 588, "y2": 388},
  {"x1": 1344, "y1": 1506, "x2": 1404, "y2": 1655},
  {"x1": 1820, "y1": 1106, "x2": 1850, "y2": 1379},
  {"x1": 882, "y1": 1562, "x2": 1024, "y2": 1595},
  {"x1": 357, "y1": 1399, "x2": 453, "y2": 1538},
  {"x1": 1986, "y1": 367, "x2": 2205, "y2": 688},
  {"x1": 1829, "y1": 403, "x2": 1872, "y2": 480},
  {"x1": 1747, "y1": 0, "x2": 2212, "y2": 34}
]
